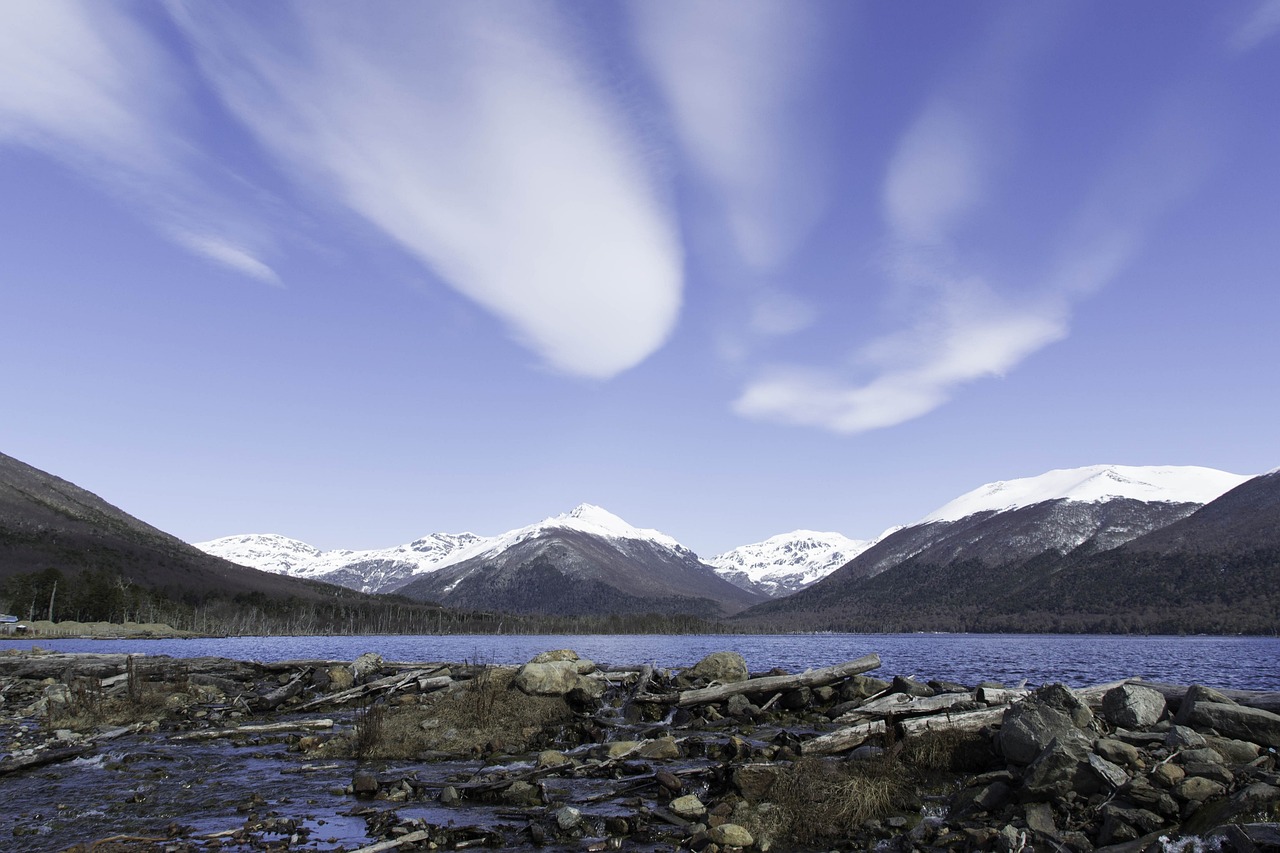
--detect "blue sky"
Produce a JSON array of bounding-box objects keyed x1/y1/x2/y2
[{"x1": 3, "y1": 1, "x2": 1279, "y2": 557}]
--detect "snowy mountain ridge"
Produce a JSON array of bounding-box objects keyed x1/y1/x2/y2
[
  {"x1": 920, "y1": 464, "x2": 1250, "y2": 525},
  {"x1": 709, "y1": 531, "x2": 874, "y2": 597}
]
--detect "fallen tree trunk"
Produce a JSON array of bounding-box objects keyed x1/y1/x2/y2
[
  {"x1": 836, "y1": 691, "x2": 975, "y2": 722},
  {"x1": 173, "y1": 719, "x2": 334, "y2": 741},
  {"x1": 899, "y1": 706, "x2": 1006, "y2": 736},
  {"x1": 637, "y1": 654, "x2": 881, "y2": 708},
  {"x1": 801, "y1": 720, "x2": 886, "y2": 755},
  {"x1": 0, "y1": 744, "x2": 93, "y2": 776},
  {"x1": 294, "y1": 669, "x2": 442, "y2": 711}
]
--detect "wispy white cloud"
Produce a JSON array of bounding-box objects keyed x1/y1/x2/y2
[
  {"x1": 1230, "y1": 0, "x2": 1280, "y2": 52},
  {"x1": 172, "y1": 232, "x2": 282, "y2": 287},
  {"x1": 736, "y1": 284, "x2": 1068, "y2": 432},
  {"x1": 630, "y1": 0, "x2": 823, "y2": 273},
  {"x1": 883, "y1": 102, "x2": 984, "y2": 246},
  {"x1": 0, "y1": 2, "x2": 168, "y2": 166},
  {"x1": 749, "y1": 290, "x2": 818, "y2": 337},
  {"x1": 172, "y1": 3, "x2": 681, "y2": 379},
  {"x1": 735, "y1": 8, "x2": 1219, "y2": 435},
  {"x1": 0, "y1": 2, "x2": 281, "y2": 287}
]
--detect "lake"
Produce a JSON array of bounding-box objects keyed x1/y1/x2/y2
[{"x1": 7, "y1": 633, "x2": 1278, "y2": 690}]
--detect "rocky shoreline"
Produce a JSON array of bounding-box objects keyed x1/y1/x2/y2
[{"x1": 1, "y1": 647, "x2": 1278, "y2": 852}]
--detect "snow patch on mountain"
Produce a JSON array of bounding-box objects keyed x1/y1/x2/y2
[
  {"x1": 429, "y1": 503, "x2": 689, "y2": 573},
  {"x1": 709, "y1": 530, "x2": 873, "y2": 596},
  {"x1": 920, "y1": 465, "x2": 1251, "y2": 525},
  {"x1": 195, "y1": 531, "x2": 487, "y2": 592}
]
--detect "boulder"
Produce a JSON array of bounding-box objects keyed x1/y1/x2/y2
[
  {"x1": 1087, "y1": 753, "x2": 1130, "y2": 789},
  {"x1": 1094, "y1": 738, "x2": 1142, "y2": 768},
  {"x1": 351, "y1": 653, "x2": 384, "y2": 682},
  {"x1": 325, "y1": 665, "x2": 355, "y2": 692},
  {"x1": 891, "y1": 675, "x2": 935, "y2": 697},
  {"x1": 1173, "y1": 685, "x2": 1237, "y2": 725},
  {"x1": 1165, "y1": 725, "x2": 1206, "y2": 749},
  {"x1": 1151, "y1": 763, "x2": 1185, "y2": 789},
  {"x1": 1174, "y1": 776, "x2": 1226, "y2": 803},
  {"x1": 1203, "y1": 735, "x2": 1261, "y2": 764},
  {"x1": 1101, "y1": 684, "x2": 1166, "y2": 729},
  {"x1": 555, "y1": 806, "x2": 583, "y2": 831},
  {"x1": 997, "y1": 692, "x2": 1092, "y2": 766},
  {"x1": 709, "y1": 824, "x2": 754, "y2": 847},
  {"x1": 515, "y1": 661, "x2": 598, "y2": 697},
  {"x1": 670, "y1": 794, "x2": 706, "y2": 818},
  {"x1": 1186, "y1": 702, "x2": 1280, "y2": 748},
  {"x1": 530, "y1": 649, "x2": 579, "y2": 663},
  {"x1": 683, "y1": 652, "x2": 748, "y2": 684},
  {"x1": 503, "y1": 781, "x2": 542, "y2": 806},
  {"x1": 638, "y1": 736, "x2": 681, "y2": 760},
  {"x1": 1022, "y1": 738, "x2": 1100, "y2": 800}
]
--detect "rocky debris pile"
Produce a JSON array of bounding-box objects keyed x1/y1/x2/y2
[{"x1": 1, "y1": 646, "x2": 1278, "y2": 851}]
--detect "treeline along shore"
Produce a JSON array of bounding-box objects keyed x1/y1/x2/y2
[{"x1": 1, "y1": 647, "x2": 1278, "y2": 852}]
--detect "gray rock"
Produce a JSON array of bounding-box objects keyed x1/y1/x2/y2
[
  {"x1": 891, "y1": 675, "x2": 934, "y2": 697},
  {"x1": 515, "y1": 661, "x2": 587, "y2": 696},
  {"x1": 1174, "y1": 776, "x2": 1226, "y2": 803},
  {"x1": 638, "y1": 736, "x2": 680, "y2": 760},
  {"x1": 727, "y1": 693, "x2": 753, "y2": 716},
  {"x1": 555, "y1": 806, "x2": 583, "y2": 831},
  {"x1": 1173, "y1": 685, "x2": 1237, "y2": 725},
  {"x1": 683, "y1": 652, "x2": 748, "y2": 684},
  {"x1": 1176, "y1": 747, "x2": 1224, "y2": 765},
  {"x1": 709, "y1": 824, "x2": 753, "y2": 847},
  {"x1": 503, "y1": 780, "x2": 542, "y2": 806},
  {"x1": 1088, "y1": 752, "x2": 1130, "y2": 788},
  {"x1": 1165, "y1": 725, "x2": 1207, "y2": 749},
  {"x1": 1203, "y1": 735, "x2": 1261, "y2": 764},
  {"x1": 670, "y1": 794, "x2": 706, "y2": 818},
  {"x1": 351, "y1": 653, "x2": 384, "y2": 681},
  {"x1": 1022, "y1": 738, "x2": 1100, "y2": 800},
  {"x1": 1182, "y1": 762, "x2": 1234, "y2": 786},
  {"x1": 997, "y1": 700, "x2": 1092, "y2": 765},
  {"x1": 1023, "y1": 802, "x2": 1057, "y2": 839},
  {"x1": 1187, "y1": 701, "x2": 1280, "y2": 748},
  {"x1": 780, "y1": 687, "x2": 812, "y2": 710},
  {"x1": 1102, "y1": 684, "x2": 1166, "y2": 729},
  {"x1": 352, "y1": 772, "x2": 379, "y2": 796},
  {"x1": 530, "y1": 649, "x2": 580, "y2": 663}
]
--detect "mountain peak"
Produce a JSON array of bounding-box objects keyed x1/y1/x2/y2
[
  {"x1": 920, "y1": 464, "x2": 1252, "y2": 524},
  {"x1": 539, "y1": 504, "x2": 683, "y2": 550}
]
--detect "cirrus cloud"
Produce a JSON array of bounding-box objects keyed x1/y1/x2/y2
[{"x1": 172, "y1": 2, "x2": 682, "y2": 379}]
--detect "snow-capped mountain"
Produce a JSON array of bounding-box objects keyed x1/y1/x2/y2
[
  {"x1": 736, "y1": 465, "x2": 1276, "y2": 635},
  {"x1": 194, "y1": 531, "x2": 487, "y2": 594},
  {"x1": 395, "y1": 504, "x2": 766, "y2": 617},
  {"x1": 831, "y1": 464, "x2": 1252, "y2": 582},
  {"x1": 709, "y1": 531, "x2": 875, "y2": 597},
  {"x1": 920, "y1": 465, "x2": 1251, "y2": 524}
]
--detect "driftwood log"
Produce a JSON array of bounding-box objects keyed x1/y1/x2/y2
[{"x1": 636, "y1": 654, "x2": 882, "y2": 707}]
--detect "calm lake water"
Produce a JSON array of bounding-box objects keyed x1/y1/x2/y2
[{"x1": 8, "y1": 633, "x2": 1279, "y2": 691}]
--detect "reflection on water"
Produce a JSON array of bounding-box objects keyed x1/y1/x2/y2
[{"x1": 9, "y1": 633, "x2": 1279, "y2": 690}]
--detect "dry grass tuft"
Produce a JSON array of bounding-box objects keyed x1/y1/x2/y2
[
  {"x1": 326, "y1": 668, "x2": 574, "y2": 760},
  {"x1": 749, "y1": 755, "x2": 914, "y2": 845},
  {"x1": 900, "y1": 729, "x2": 998, "y2": 773}
]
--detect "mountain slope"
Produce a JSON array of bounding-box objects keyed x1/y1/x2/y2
[
  {"x1": 0, "y1": 451, "x2": 357, "y2": 603},
  {"x1": 396, "y1": 504, "x2": 765, "y2": 617},
  {"x1": 735, "y1": 464, "x2": 1268, "y2": 633},
  {"x1": 709, "y1": 531, "x2": 873, "y2": 597}
]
